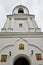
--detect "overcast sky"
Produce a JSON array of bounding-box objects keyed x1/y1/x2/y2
[{"x1": 0, "y1": 0, "x2": 43, "y2": 32}]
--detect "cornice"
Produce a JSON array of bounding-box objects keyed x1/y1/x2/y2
[
  {"x1": 7, "y1": 14, "x2": 35, "y2": 18},
  {"x1": 0, "y1": 32, "x2": 43, "y2": 38}
]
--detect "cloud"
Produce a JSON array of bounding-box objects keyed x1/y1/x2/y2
[{"x1": 0, "y1": 4, "x2": 6, "y2": 31}]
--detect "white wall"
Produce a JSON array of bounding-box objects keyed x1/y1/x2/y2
[{"x1": 0, "y1": 38, "x2": 43, "y2": 65}]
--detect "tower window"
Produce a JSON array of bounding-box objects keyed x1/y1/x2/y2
[
  {"x1": 9, "y1": 18, "x2": 12, "y2": 20},
  {"x1": 30, "y1": 18, "x2": 32, "y2": 20},
  {"x1": 19, "y1": 23, "x2": 23, "y2": 27},
  {"x1": 18, "y1": 8, "x2": 24, "y2": 13}
]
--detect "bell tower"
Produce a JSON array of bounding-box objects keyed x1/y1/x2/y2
[
  {"x1": 0, "y1": 5, "x2": 43, "y2": 65},
  {"x1": 1, "y1": 5, "x2": 41, "y2": 32}
]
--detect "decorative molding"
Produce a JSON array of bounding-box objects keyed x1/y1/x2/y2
[
  {"x1": 15, "y1": 38, "x2": 43, "y2": 53},
  {"x1": 0, "y1": 32, "x2": 43, "y2": 38},
  {"x1": 7, "y1": 14, "x2": 35, "y2": 18},
  {"x1": 0, "y1": 45, "x2": 14, "y2": 52}
]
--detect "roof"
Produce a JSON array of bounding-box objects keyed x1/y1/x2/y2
[{"x1": 12, "y1": 5, "x2": 29, "y2": 14}]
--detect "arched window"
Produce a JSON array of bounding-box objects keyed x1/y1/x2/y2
[{"x1": 18, "y1": 8, "x2": 24, "y2": 13}]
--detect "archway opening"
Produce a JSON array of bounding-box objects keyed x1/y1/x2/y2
[
  {"x1": 18, "y1": 8, "x2": 24, "y2": 13},
  {"x1": 13, "y1": 57, "x2": 31, "y2": 65}
]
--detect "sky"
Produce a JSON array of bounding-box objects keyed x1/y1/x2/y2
[{"x1": 0, "y1": 0, "x2": 43, "y2": 32}]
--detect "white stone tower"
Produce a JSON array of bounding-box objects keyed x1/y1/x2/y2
[
  {"x1": 1, "y1": 5, "x2": 41, "y2": 32},
  {"x1": 0, "y1": 5, "x2": 43, "y2": 65}
]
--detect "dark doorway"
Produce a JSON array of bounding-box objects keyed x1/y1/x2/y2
[{"x1": 13, "y1": 57, "x2": 30, "y2": 65}]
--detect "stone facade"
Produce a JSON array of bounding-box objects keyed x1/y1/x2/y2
[{"x1": 0, "y1": 5, "x2": 43, "y2": 65}]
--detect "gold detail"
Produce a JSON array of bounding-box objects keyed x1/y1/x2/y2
[
  {"x1": 35, "y1": 53, "x2": 42, "y2": 61},
  {"x1": 19, "y1": 44, "x2": 24, "y2": 50},
  {"x1": 1, "y1": 55, "x2": 7, "y2": 62}
]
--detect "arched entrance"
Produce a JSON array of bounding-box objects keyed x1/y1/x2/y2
[{"x1": 13, "y1": 57, "x2": 31, "y2": 65}]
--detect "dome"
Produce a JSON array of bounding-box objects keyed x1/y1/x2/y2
[{"x1": 12, "y1": 5, "x2": 29, "y2": 14}]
